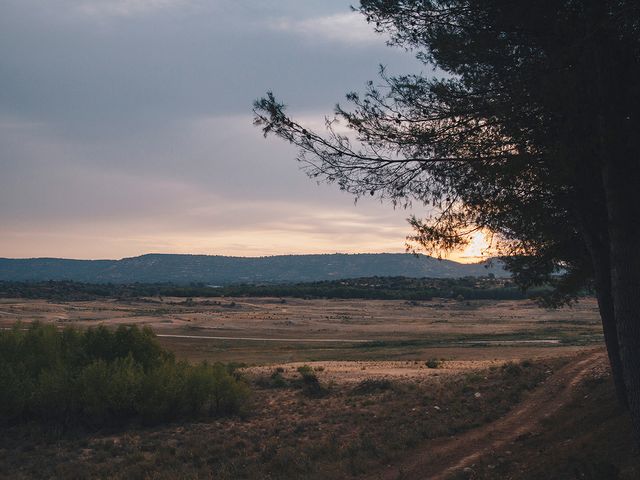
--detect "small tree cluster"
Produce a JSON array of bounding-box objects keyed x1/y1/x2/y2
[{"x1": 0, "y1": 322, "x2": 249, "y2": 427}]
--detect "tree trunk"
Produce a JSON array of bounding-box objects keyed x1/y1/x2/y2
[
  {"x1": 592, "y1": 253, "x2": 628, "y2": 409},
  {"x1": 603, "y1": 158, "x2": 640, "y2": 445},
  {"x1": 576, "y1": 201, "x2": 628, "y2": 408}
]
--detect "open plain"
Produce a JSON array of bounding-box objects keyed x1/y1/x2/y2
[
  {"x1": 4, "y1": 296, "x2": 638, "y2": 479},
  {"x1": 0, "y1": 296, "x2": 602, "y2": 366}
]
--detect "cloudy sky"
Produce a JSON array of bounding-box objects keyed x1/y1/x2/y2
[{"x1": 0, "y1": 0, "x2": 482, "y2": 261}]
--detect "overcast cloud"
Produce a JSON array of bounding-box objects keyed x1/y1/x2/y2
[{"x1": 0, "y1": 0, "x2": 438, "y2": 259}]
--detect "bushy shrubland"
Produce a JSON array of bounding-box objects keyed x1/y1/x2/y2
[
  {"x1": 0, "y1": 277, "x2": 554, "y2": 302},
  {"x1": 0, "y1": 322, "x2": 249, "y2": 427}
]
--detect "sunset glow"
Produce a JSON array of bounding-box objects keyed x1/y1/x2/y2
[
  {"x1": 0, "y1": 1, "x2": 422, "y2": 261},
  {"x1": 444, "y1": 231, "x2": 494, "y2": 264},
  {"x1": 0, "y1": 0, "x2": 488, "y2": 265}
]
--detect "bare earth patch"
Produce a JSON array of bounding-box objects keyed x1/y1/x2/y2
[{"x1": 247, "y1": 359, "x2": 504, "y2": 385}]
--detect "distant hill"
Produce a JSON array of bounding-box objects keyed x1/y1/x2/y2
[{"x1": 0, "y1": 253, "x2": 508, "y2": 284}]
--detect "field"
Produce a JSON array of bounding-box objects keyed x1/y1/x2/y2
[
  {"x1": 0, "y1": 296, "x2": 602, "y2": 365},
  {"x1": 2, "y1": 296, "x2": 638, "y2": 479}
]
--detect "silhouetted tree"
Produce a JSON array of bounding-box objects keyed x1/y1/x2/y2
[{"x1": 255, "y1": 0, "x2": 640, "y2": 441}]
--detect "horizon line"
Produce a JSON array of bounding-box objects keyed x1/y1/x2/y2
[{"x1": 0, "y1": 251, "x2": 492, "y2": 265}]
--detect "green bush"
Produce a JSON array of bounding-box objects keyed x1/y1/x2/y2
[
  {"x1": 296, "y1": 365, "x2": 328, "y2": 398},
  {"x1": 254, "y1": 370, "x2": 289, "y2": 389},
  {"x1": 425, "y1": 359, "x2": 441, "y2": 369},
  {"x1": 296, "y1": 364, "x2": 316, "y2": 380},
  {"x1": 0, "y1": 322, "x2": 250, "y2": 428},
  {"x1": 501, "y1": 361, "x2": 524, "y2": 377}
]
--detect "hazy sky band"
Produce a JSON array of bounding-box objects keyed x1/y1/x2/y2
[{"x1": 0, "y1": 0, "x2": 483, "y2": 262}]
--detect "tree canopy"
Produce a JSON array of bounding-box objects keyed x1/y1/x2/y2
[{"x1": 255, "y1": 0, "x2": 640, "y2": 443}]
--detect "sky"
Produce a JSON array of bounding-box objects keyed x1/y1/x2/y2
[{"x1": 0, "y1": 0, "x2": 486, "y2": 262}]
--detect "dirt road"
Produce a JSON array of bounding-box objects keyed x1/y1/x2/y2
[
  {"x1": 156, "y1": 334, "x2": 371, "y2": 343},
  {"x1": 376, "y1": 349, "x2": 605, "y2": 480}
]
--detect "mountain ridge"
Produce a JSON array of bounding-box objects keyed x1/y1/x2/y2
[{"x1": 0, "y1": 253, "x2": 508, "y2": 284}]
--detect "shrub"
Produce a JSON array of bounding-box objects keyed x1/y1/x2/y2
[
  {"x1": 501, "y1": 361, "x2": 524, "y2": 377},
  {"x1": 0, "y1": 362, "x2": 32, "y2": 422},
  {"x1": 0, "y1": 322, "x2": 249, "y2": 428},
  {"x1": 254, "y1": 370, "x2": 289, "y2": 389},
  {"x1": 296, "y1": 365, "x2": 328, "y2": 398},
  {"x1": 425, "y1": 359, "x2": 441, "y2": 369},
  {"x1": 296, "y1": 364, "x2": 315, "y2": 379}
]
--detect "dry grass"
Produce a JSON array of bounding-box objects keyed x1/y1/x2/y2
[
  {"x1": 458, "y1": 367, "x2": 640, "y2": 480},
  {"x1": 0, "y1": 297, "x2": 602, "y2": 364},
  {"x1": 0, "y1": 357, "x2": 564, "y2": 480},
  {"x1": 1, "y1": 297, "x2": 625, "y2": 479}
]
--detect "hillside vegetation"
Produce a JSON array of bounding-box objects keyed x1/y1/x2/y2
[
  {"x1": 0, "y1": 276, "x2": 554, "y2": 302},
  {"x1": 0, "y1": 253, "x2": 507, "y2": 284}
]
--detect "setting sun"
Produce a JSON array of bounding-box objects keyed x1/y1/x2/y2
[{"x1": 445, "y1": 230, "x2": 494, "y2": 264}]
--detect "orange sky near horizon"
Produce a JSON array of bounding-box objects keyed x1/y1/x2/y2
[
  {"x1": 1, "y1": 2, "x2": 502, "y2": 268},
  {"x1": 445, "y1": 230, "x2": 494, "y2": 264},
  {"x1": 1, "y1": 227, "x2": 492, "y2": 264}
]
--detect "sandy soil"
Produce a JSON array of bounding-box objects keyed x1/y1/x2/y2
[{"x1": 247, "y1": 359, "x2": 506, "y2": 385}]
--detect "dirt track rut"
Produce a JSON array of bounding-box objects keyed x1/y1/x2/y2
[{"x1": 375, "y1": 349, "x2": 605, "y2": 480}]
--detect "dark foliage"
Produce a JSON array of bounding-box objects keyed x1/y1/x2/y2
[
  {"x1": 0, "y1": 323, "x2": 249, "y2": 428},
  {"x1": 0, "y1": 253, "x2": 507, "y2": 284},
  {"x1": 254, "y1": 0, "x2": 640, "y2": 439},
  {"x1": 0, "y1": 277, "x2": 564, "y2": 302},
  {"x1": 296, "y1": 365, "x2": 329, "y2": 398},
  {"x1": 253, "y1": 0, "x2": 639, "y2": 306}
]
